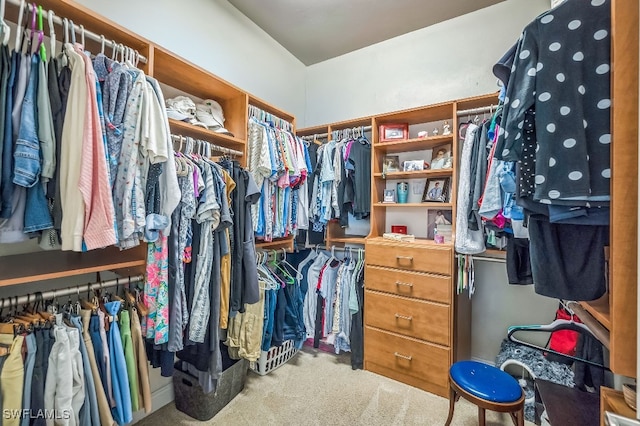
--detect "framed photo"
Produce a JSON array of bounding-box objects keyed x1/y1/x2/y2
[
  {"x1": 379, "y1": 123, "x2": 408, "y2": 142},
  {"x1": 383, "y1": 155, "x2": 400, "y2": 173},
  {"x1": 383, "y1": 189, "x2": 396, "y2": 203},
  {"x1": 403, "y1": 160, "x2": 425, "y2": 172},
  {"x1": 423, "y1": 177, "x2": 450, "y2": 203},
  {"x1": 427, "y1": 209, "x2": 453, "y2": 239},
  {"x1": 431, "y1": 144, "x2": 453, "y2": 170}
]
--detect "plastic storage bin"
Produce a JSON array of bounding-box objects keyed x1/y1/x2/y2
[
  {"x1": 173, "y1": 358, "x2": 249, "y2": 421},
  {"x1": 250, "y1": 339, "x2": 299, "y2": 376}
]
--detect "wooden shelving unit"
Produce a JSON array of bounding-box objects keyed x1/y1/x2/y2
[
  {"x1": 255, "y1": 237, "x2": 295, "y2": 252},
  {"x1": 581, "y1": 295, "x2": 612, "y2": 331},
  {"x1": 0, "y1": 246, "x2": 147, "y2": 287},
  {"x1": 374, "y1": 169, "x2": 453, "y2": 180},
  {"x1": 168, "y1": 119, "x2": 245, "y2": 151},
  {"x1": 373, "y1": 202, "x2": 453, "y2": 208},
  {"x1": 600, "y1": 387, "x2": 636, "y2": 426},
  {"x1": 375, "y1": 135, "x2": 454, "y2": 154}
]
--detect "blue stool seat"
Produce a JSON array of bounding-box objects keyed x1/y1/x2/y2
[{"x1": 450, "y1": 361, "x2": 522, "y2": 403}]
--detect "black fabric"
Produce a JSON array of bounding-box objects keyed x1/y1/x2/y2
[
  {"x1": 496, "y1": 0, "x2": 611, "y2": 203},
  {"x1": 346, "y1": 141, "x2": 371, "y2": 219},
  {"x1": 493, "y1": 41, "x2": 518, "y2": 87},
  {"x1": 506, "y1": 234, "x2": 534, "y2": 285},
  {"x1": 51, "y1": 61, "x2": 71, "y2": 230},
  {"x1": 144, "y1": 163, "x2": 163, "y2": 215},
  {"x1": 305, "y1": 143, "x2": 325, "y2": 245},
  {"x1": 314, "y1": 293, "x2": 324, "y2": 348},
  {"x1": 528, "y1": 215, "x2": 608, "y2": 300},
  {"x1": 574, "y1": 333, "x2": 604, "y2": 392},
  {"x1": 467, "y1": 122, "x2": 486, "y2": 231},
  {"x1": 350, "y1": 266, "x2": 364, "y2": 370},
  {"x1": 31, "y1": 327, "x2": 47, "y2": 426},
  {"x1": 182, "y1": 218, "x2": 201, "y2": 347}
]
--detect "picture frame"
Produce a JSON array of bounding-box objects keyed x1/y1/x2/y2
[
  {"x1": 430, "y1": 144, "x2": 453, "y2": 170},
  {"x1": 403, "y1": 160, "x2": 425, "y2": 172},
  {"x1": 427, "y1": 209, "x2": 453, "y2": 240},
  {"x1": 423, "y1": 177, "x2": 450, "y2": 203},
  {"x1": 383, "y1": 155, "x2": 400, "y2": 173},
  {"x1": 383, "y1": 189, "x2": 396, "y2": 203},
  {"x1": 379, "y1": 123, "x2": 409, "y2": 142}
]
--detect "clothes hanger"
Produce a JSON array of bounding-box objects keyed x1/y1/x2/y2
[
  {"x1": 47, "y1": 10, "x2": 54, "y2": 57},
  {"x1": 507, "y1": 319, "x2": 607, "y2": 369},
  {"x1": 14, "y1": 0, "x2": 25, "y2": 53},
  {"x1": 0, "y1": 0, "x2": 10, "y2": 47},
  {"x1": 69, "y1": 19, "x2": 76, "y2": 44},
  {"x1": 79, "y1": 24, "x2": 85, "y2": 48}
]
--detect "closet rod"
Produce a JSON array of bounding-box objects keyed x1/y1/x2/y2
[
  {"x1": 300, "y1": 126, "x2": 373, "y2": 139},
  {"x1": 456, "y1": 105, "x2": 495, "y2": 116},
  {"x1": 171, "y1": 134, "x2": 244, "y2": 157},
  {"x1": 1, "y1": 275, "x2": 144, "y2": 307},
  {"x1": 566, "y1": 301, "x2": 611, "y2": 348},
  {"x1": 248, "y1": 105, "x2": 293, "y2": 130},
  {"x1": 6, "y1": 0, "x2": 148, "y2": 63},
  {"x1": 470, "y1": 255, "x2": 506, "y2": 263}
]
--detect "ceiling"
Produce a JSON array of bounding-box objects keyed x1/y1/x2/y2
[{"x1": 228, "y1": 0, "x2": 504, "y2": 65}]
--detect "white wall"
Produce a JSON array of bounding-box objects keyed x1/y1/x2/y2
[
  {"x1": 75, "y1": 0, "x2": 307, "y2": 121},
  {"x1": 304, "y1": 0, "x2": 549, "y2": 126},
  {"x1": 304, "y1": 0, "x2": 556, "y2": 363}
]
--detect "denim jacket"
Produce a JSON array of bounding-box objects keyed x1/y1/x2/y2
[{"x1": 13, "y1": 55, "x2": 40, "y2": 188}]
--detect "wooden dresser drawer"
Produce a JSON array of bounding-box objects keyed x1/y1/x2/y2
[
  {"x1": 365, "y1": 326, "x2": 449, "y2": 393},
  {"x1": 366, "y1": 241, "x2": 451, "y2": 275},
  {"x1": 365, "y1": 265, "x2": 451, "y2": 304},
  {"x1": 365, "y1": 290, "x2": 450, "y2": 346}
]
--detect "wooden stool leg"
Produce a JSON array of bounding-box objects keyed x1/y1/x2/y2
[
  {"x1": 517, "y1": 405, "x2": 524, "y2": 426},
  {"x1": 478, "y1": 406, "x2": 486, "y2": 426},
  {"x1": 444, "y1": 387, "x2": 456, "y2": 426}
]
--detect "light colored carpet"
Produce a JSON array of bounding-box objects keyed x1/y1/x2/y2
[{"x1": 137, "y1": 347, "x2": 534, "y2": 426}]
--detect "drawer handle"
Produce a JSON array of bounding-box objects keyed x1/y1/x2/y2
[
  {"x1": 395, "y1": 313, "x2": 413, "y2": 321},
  {"x1": 394, "y1": 352, "x2": 412, "y2": 361},
  {"x1": 396, "y1": 255, "x2": 414, "y2": 262},
  {"x1": 395, "y1": 281, "x2": 414, "y2": 288}
]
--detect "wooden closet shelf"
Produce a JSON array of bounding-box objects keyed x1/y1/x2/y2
[
  {"x1": 374, "y1": 135, "x2": 453, "y2": 153},
  {"x1": 374, "y1": 169, "x2": 453, "y2": 180},
  {"x1": 168, "y1": 119, "x2": 245, "y2": 151},
  {"x1": 366, "y1": 236, "x2": 453, "y2": 248},
  {"x1": 0, "y1": 247, "x2": 146, "y2": 287},
  {"x1": 601, "y1": 387, "x2": 636, "y2": 421},
  {"x1": 326, "y1": 237, "x2": 367, "y2": 245},
  {"x1": 373, "y1": 202, "x2": 453, "y2": 208},
  {"x1": 255, "y1": 237, "x2": 295, "y2": 251},
  {"x1": 580, "y1": 296, "x2": 611, "y2": 330}
]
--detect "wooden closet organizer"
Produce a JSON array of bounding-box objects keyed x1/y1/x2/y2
[{"x1": 0, "y1": 0, "x2": 296, "y2": 289}]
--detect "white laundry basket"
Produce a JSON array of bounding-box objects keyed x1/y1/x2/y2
[{"x1": 250, "y1": 340, "x2": 298, "y2": 376}]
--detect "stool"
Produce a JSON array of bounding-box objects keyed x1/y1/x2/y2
[{"x1": 445, "y1": 360, "x2": 525, "y2": 426}]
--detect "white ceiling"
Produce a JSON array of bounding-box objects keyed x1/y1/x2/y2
[{"x1": 228, "y1": 0, "x2": 505, "y2": 65}]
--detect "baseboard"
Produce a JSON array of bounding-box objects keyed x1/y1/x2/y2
[
  {"x1": 131, "y1": 383, "x2": 175, "y2": 424},
  {"x1": 470, "y1": 356, "x2": 494, "y2": 365}
]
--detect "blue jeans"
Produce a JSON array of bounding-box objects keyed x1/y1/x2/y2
[
  {"x1": 18, "y1": 55, "x2": 52, "y2": 232},
  {"x1": 13, "y1": 55, "x2": 40, "y2": 188},
  {"x1": 261, "y1": 289, "x2": 277, "y2": 351}
]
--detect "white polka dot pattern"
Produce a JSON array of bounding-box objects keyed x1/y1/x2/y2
[
  {"x1": 495, "y1": 0, "x2": 611, "y2": 204},
  {"x1": 568, "y1": 171, "x2": 583, "y2": 180},
  {"x1": 594, "y1": 30, "x2": 608, "y2": 40},
  {"x1": 541, "y1": 14, "x2": 554, "y2": 24},
  {"x1": 568, "y1": 20, "x2": 582, "y2": 30}
]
